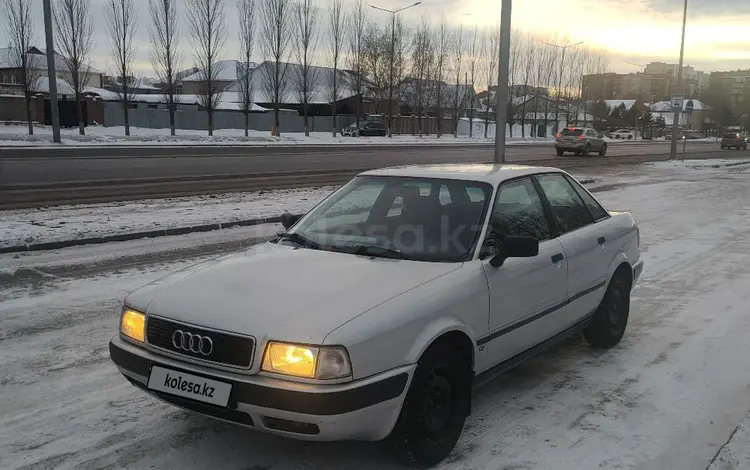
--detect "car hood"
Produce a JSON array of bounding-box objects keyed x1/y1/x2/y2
[{"x1": 125, "y1": 242, "x2": 461, "y2": 344}]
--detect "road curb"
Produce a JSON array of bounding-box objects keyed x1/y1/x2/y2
[
  {"x1": 1, "y1": 178, "x2": 599, "y2": 255},
  {"x1": 0, "y1": 216, "x2": 283, "y2": 255}
]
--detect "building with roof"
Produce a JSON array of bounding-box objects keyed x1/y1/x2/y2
[{"x1": 178, "y1": 60, "x2": 257, "y2": 95}]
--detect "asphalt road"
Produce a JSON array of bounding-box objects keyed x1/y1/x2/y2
[{"x1": 0, "y1": 139, "x2": 744, "y2": 208}]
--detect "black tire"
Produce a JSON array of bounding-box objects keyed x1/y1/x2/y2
[
  {"x1": 388, "y1": 341, "x2": 471, "y2": 468},
  {"x1": 583, "y1": 274, "x2": 630, "y2": 349},
  {"x1": 599, "y1": 143, "x2": 607, "y2": 156},
  {"x1": 720, "y1": 145, "x2": 725, "y2": 149},
  {"x1": 582, "y1": 144, "x2": 591, "y2": 156},
  {"x1": 556, "y1": 148, "x2": 565, "y2": 156}
]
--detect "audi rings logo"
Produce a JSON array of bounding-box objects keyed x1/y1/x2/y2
[{"x1": 171, "y1": 330, "x2": 214, "y2": 356}]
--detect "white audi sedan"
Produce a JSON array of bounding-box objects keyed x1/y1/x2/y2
[{"x1": 109, "y1": 164, "x2": 643, "y2": 468}]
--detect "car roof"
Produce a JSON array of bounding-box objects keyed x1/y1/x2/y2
[{"x1": 360, "y1": 164, "x2": 566, "y2": 184}]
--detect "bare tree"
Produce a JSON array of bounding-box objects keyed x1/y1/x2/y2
[
  {"x1": 187, "y1": 0, "x2": 227, "y2": 136},
  {"x1": 293, "y1": 0, "x2": 319, "y2": 136},
  {"x1": 260, "y1": 0, "x2": 291, "y2": 136},
  {"x1": 451, "y1": 25, "x2": 463, "y2": 137},
  {"x1": 237, "y1": 0, "x2": 257, "y2": 136},
  {"x1": 149, "y1": 0, "x2": 181, "y2": 136},
  {"x1": 466, "y1": 26, "x2": 479, "y2": 137},
  {"x1": 410, "y1": 16, "x2": 433, "y2": 137},
  {"x1": 432, "y1": 15, "x2": 449, "y2": 138},
  {"x1": 506, "y1": 28, "x2": 521, "y2": 138},
  {"x1": 105, "y1": 0, "x2": 137, "y2": 136},
  {"x1": 347, "y1": 0, "x2": 367, "y2": 128},
  {"x1": 363, "y1": 22, "x2": 387, "y2": 113},
  {"x1": 4, "y1": 0, "x2": 38, "y2": 135},
  {"x1": 53, "y1": 0, "x2": 94, "y2": 135},
  {"x1": 326, "y1": 0, "x2": 347, "y2": 137},
  {"x1": 481, "y1": 26, "x2": 498, "y2": 138}
]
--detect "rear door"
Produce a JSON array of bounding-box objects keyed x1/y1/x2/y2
[
  {"x1": 534, "y1": 173, "x2": 607, "y2": 324},
  {"x1": 585, "y1": 129, "x2": 601, "y2": 150},
  {"x1": 479, "y1": 177, "x2": 568, "y2": 365}
]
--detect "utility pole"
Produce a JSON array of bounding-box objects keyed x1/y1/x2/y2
[
  {"x1": 669, "y1": 0, "x2": 689, "y2": 160},
  {"x1": 42, "y1": 0, "x2": 61, "y2": 143},
  {"x1": 545, "y1": 40, "x2": 584, "y2": 134},
  {"x1": 493, "y1": 0, "x2": 511, "y2": 163},
  {"x1": 371, "y1": 2, "x2": 421, "y2": 138}
]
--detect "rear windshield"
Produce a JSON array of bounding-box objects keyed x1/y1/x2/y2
[
  {"x1": 561, "y1": 129, "x2": 584, "y2": 136},
  {"x1": 724, "y1": 133, "x2": 739, "y2": 138}
]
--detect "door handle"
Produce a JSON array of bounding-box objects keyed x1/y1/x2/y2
[
  {"x1": 551, "y1": 253, "x2": 564, "y2": 263},
  {"x1": 598, "y1": 237, "x2": 606, "y2": 245}
]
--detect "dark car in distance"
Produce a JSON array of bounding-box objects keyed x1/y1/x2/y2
[
  {"x1": 720, "y1": 132, "x2": 748, "y2": 150},
  {"x1": 341, "y1": 121, "x2": 387, "y2": 137}
]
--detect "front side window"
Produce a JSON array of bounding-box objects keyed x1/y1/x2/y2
[
  {"x1": 481, "y1": 177, "x2": 550, "y2": 257},
  {"x1": 290, "y1": 176, "x2": 493, "y2": 262},
  {"x1": 535, "y1": 173, "x2": 594, "y2": 235}
]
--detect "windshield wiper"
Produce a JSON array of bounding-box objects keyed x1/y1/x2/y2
[
  {"x1": 277, "y1": 232, "x2": 322, "y2": 250},
  {"x1": 337, "y1": 244, "x2": 406, "y2": 260}
]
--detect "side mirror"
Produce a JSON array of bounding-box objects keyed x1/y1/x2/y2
[
  {"x1": 281, "y1": 211, "x2": 302, "y2": 230},
  {"x1": 489, "y1": 235, "x2": 539, "y2": 268}
]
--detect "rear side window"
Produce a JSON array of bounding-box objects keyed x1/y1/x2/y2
[
  {"x1": 535, "y1": 173, "x2": 594, "y2": 235},
  {"x1": 561, "y1": 128, "x2": 583, "y2": 136},
  {"x1": 565, "y1": 175, "x2": 609, "y2": 221}
]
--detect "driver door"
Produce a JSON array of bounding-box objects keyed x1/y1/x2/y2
[{"x1": 479, "y1": 177, "x2": 568, "y2": 366}]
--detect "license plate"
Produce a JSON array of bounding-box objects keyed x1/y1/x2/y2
[{"x1": 147, "y1": 365, "x2": 232, "y2": 407}]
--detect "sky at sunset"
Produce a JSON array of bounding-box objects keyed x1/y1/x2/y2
[{"x1": 1, "y1": 0, "x2": 749, "y2": 78}]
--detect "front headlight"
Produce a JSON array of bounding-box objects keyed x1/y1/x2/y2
[
  {"x1": 120, "y1": 307, "x2": 145, "y2": 342},
  {"x1": 262, "y1": 341, "x2": 352, "y2": 380}
]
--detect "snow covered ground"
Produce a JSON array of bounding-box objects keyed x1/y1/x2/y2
[
  {"x1": 3, "y1": 163, "x2": 750, "y2": 469},
  {"x1": 0, "y1": 124, "x2": 556, "y2": 147}
]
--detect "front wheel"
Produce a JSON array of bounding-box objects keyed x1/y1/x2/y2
[
  {"x1": 599, "y1": 143, "x2": 608, "y2": 156},
  {"x1": 583, "y1": 275, "x2": 630, "y2": 349},
  {"x1": 388, "y1": 342, "x2": 471, "y2": 468}
]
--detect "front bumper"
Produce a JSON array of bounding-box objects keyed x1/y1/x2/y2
[{"x1": 109, "y1": 335, "x2": 414, "y2": 441}]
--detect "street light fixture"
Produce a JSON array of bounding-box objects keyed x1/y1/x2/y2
[
  {"x1": 669, "y1": 0, "x2": 689, "y2": 160},
  {"x1": 545, "y1": 40, "x2": 584, "y2": 133},
  {"x1": 370, "y1": 2, "x2": 421, "y2": 138}
]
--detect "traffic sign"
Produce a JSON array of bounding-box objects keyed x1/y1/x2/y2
[{"x1": 671, "y1": 95, "x2": 684, "y2": 111}]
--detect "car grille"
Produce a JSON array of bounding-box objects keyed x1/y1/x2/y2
[{"x1": 146, "y1": 316, "x2": 255, "y2": 369}]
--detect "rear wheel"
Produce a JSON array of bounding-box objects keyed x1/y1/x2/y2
[
  {"x1": 721, "y1": 145, "x2": 725, "y2": 149},
  {"x1": 583, "y1": 274, "x2": 630, "y2": 349},
  {"x1": 599, "y1": 143, "x2": 608, "y2": 156},
  {"x1": 388, "y1": 342, "x2": 471, "y2": 468},
  {"x1": 556, "y1": 148, "x2": 565, "y2": 156},
  {"x1": 582, "y1": 144, "x2": 591, "y2": 156}
]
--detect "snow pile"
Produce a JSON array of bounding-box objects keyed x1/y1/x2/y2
[
  {"x1": 0, "y1": 124, "x2": 555, "y2": 147},
  {"x1": 646, "y1": 158, "x2": 750, "y2": 170},
  {"x1": 707, "y1": 418, "x2": 750, "y2": 470}
]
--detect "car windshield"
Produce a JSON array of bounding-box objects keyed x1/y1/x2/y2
[
  {"x1": 287, "y1": 176, "x2": 493, "y2": 262},
  {"x1": 561, "y1": 129, "x2": 584, "y2": 136},
  {"x1": 724, "y1": 133, "x2": 739, "y2": 138}
]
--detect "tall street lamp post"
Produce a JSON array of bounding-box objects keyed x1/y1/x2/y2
[
  {"x1": 42, "y1": 0, "x2": 61, "y2": 143},
  {"x1": 669, "y1": 0, "x2": 689, "y2": 160},
  {"x1": 371, "y1": 2, "x2": 421, "y2": 138},
  {"x1": 493, "y1": 0, "x2": 511, "y2": 163},
  {"x1": 545, "y1": 40, "x2": 584, "y2": 134}
]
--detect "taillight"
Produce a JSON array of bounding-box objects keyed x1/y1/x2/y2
[
  {"x1": 578, "y1": 135, "x2": 584, "y2": 140},
  {"x1": 555, "y1": 133, "x2": 561, "y2": 138}
]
